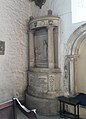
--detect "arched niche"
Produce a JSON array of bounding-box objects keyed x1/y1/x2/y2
[
  {"x1": 76, "y1": 38, "x2": 86, "y2": 94},
  {"x1": 65, "y1": 23, "x2": 86, "y2": 96}
]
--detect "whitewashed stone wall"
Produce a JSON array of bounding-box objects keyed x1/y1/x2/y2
[
  {"x1": 30, "y1": 0, "x2": 86, "y2": 93},
  {"x1": 0, "y1": 0, "x2": 32, "y2": 102},
  {"x1": 0, "y1": 0, "x2": 86, "y2": 104}
]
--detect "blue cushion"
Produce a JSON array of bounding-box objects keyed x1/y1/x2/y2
[{"x1": 74, "y1": 93, "x2": 86, "y2": 106}]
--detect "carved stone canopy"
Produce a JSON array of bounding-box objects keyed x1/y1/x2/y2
[{"x1": 30, "y1": 0, "x2": 46, "y2": 8}]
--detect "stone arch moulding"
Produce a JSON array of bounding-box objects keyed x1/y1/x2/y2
[{"x1": 65, "y1": 23, "x2": 86, "y2": 96}]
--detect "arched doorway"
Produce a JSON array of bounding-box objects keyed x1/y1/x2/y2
[
  {"x1": 66, "y1": 23, "x2": 86, "y2": 95},
  {"x1": 76, "y1": 38, "x2": 86, "y2": 94}
]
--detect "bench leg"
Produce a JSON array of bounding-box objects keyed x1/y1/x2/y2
[
  {"x1": 74, "y1": 105, "x2": 76, "y2": 115},
  {"x1": 59, "y1": 101, "x2": 61, "y2": 117},
  {"x1": 77, "y1": 105, "x2": 79, "y2": 119},
  {"x1": 59, "y1": 101, "x2": 65, "y2": 118}
]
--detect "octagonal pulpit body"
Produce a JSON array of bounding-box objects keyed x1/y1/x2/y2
[{"x1": 26, "y1": 10, "x2": 61, "y2": 115}]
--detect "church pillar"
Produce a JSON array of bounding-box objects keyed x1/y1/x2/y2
[
  {"x1": 29, "y1": 31, "x2": 35, "y2": 67},
  {"x1": 66, "y1": 55, "x2": 78, "y2": 96},
  {"x1": 48, "y1": 27, "x2": 54, "y2": 68},
  {"x1": 69, "y1": 57, "x2": 75, "y2": 95}
]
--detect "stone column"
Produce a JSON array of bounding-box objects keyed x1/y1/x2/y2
[
  {"x1": 69, "y1": 54, "x2": 78, "y2": 96},
  {"x1": 48, "y1": 26, "x2": 54, "y2": 68},
  {"x1": 69, "y1": 57, "x2": 75, "y2": 95},
  {"x1": 29, "y1": 31, "x2": 34, "y2": 67}
]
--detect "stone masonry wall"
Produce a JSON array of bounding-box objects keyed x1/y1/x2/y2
[{"x1": 0, "y1": 0, "x2": 31, "y2": 102}]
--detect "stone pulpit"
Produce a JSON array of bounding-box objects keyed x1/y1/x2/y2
[{"x1": 26, "y1": 10, "x2": 61, "y2": 115}]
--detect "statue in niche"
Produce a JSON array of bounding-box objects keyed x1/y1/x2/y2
[
  {"x1": 34, "y1": 47, "x2": 41, "y2": 63},
  {"x1": 34, "y1": 28, "x2": 48, "y2": 67},
  {"x1": 43, "y1": 39, "x2": 48, "y2": 60}
]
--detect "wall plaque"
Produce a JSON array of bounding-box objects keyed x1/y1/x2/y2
[{"x1": 0, "y1": 41, "x2": 5, "y2": 55}]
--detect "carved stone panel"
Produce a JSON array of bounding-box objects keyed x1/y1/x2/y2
[
  {"x1": 48, "y1": 75, "x2": 55, "y2": 91},
  {"x1": 34, "y1": 28, "x2": 48, "y2": 68},
  {"x1": 28, "y1": 68, "x2": 61, "y2": 98},
  {"x1": 29, "y1": 72, "x2": 48, "y2": 93}
]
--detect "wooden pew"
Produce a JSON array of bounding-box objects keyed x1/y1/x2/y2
[{"x1": 0, "y1": 98, "x2": 37, "y2": 119}]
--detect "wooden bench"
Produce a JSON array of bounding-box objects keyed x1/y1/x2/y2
[
  {"x1": 58, "y1": 96, "x2": 80, "y2": 119},
  {"x1": 0, "y1": 98, "x2": 37, "y2": 119}
]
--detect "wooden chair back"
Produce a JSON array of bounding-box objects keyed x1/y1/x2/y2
[{"x1": 0, "y1": 98, "x2": 37, "y2": 119}]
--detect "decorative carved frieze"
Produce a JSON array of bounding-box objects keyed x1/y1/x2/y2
[
  {"x1": 27, "y1": 68, "x2": 60, "y2": 98},
  {"x1": 29, "y1": 18, "x2": 59, "y2": 30}
]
